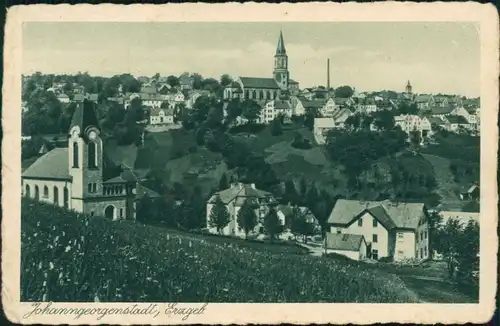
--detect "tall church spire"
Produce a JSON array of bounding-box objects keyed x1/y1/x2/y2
[
  {"x1": 274, "y1": 30, "x2": 289, "y2": 91},
  {"x1": 276, "y1": 30, "x2": 286, "y2": 55}
]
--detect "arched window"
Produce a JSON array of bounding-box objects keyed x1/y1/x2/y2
[
  {"x1": 88, "y1": 142, "x2": 97, "y2": 168},
  {"x1": 53, "y1": 186, "x2": 59, "y2": 205},
  {"x1": 63, "y1": 187, "x2": 69, "y2": 208},
  {"x1": 267, "y1": 91, "x2": 271, "y2": 100},
  {"x1": 72, "y1": 142, "x2": 79, "y2": 167},
  {"x1": 25, "y1": 184, "x2": 30, "y2": 198},
  {"x1": 252, "y1": 90, "x2": 257, "y2": 99},
  {"x1": 43, "y1": 185, "x2": 49, "y2": 198},
  {"x1": 34, "y1": 185, "x2": 39, "y2": 200},
  {"x1": 245, "y1": 90, "x2": 249, "y2": 99},
  {"x1": 259, "y1": 90, "x2": 264, "y2": 99}
]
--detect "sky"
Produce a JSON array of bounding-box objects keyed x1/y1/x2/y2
[{"x1": 22, "y1": 22, "x2": 480, "y2": 97}]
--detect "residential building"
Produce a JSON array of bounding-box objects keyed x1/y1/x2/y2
[
  {"x1": 414, "y1": 94, "x2": 434, "y2": 110},
  {"x1": 141, "y1": 93, "x2": 168, "y2": 109},
  {"x1": 394, "y1": 114, "x2": 432, "y2": 141},
  {"x1": 21, "y1": 99, "x2": 159, "y2": 220},
  {"x1": 325, "y1": 233, "x2": 368, "y2": 261},
  {"x1": 327, "y1": 199, "x2": 430, "y2": 262},
  {"x1": 149, "y1": 106, "x2": 175, "y2": 125},
  {"x1": 459, "y1": 184, "x2": 480, "y2": 201},
  {"x1": 261, "y1": 99, "x2": 294, "y2": 124},
  {"x1": 179, "y1": 73, "x2": 193, "y2": 91},
  {"x1": 57, "y1": 93, "x2": 70, "y2": 104},
  {"x1": 445, "y1": 115, "x2": 471, "y2": 133},
  {"x1": 276, "y1": 204, "x2": 320, "y2": 232},
  {"x1": 206, "y1": 182, "x2": 277, "y2": 237}
]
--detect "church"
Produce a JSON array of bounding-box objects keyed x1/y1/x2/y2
[
  {"x1": 223, "y1": 31, "x2": 299, "y2": 101},
  {"x1": 22, "y1": 99, "x2": 159, "y2": 220}
]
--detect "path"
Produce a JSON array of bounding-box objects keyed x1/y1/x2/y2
[{"x1": 420, "y1": 153, "x2": 464, "y2": 210}]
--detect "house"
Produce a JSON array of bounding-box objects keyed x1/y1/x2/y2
[
  {"x1": 22, "y1": 99, "x2": 160, "y2": 220},
  {"x1": 459, "y1": 184, "x2": 480, "y2": 201},
  {"x1": 430, "y1": 105, "x2": 455, "y2": 117},
  {"x1": 445, "y1": 115, "x2": 471, "y2": 133},
  {"x1": 149, "y1": 106, "x2": 175, "y2": 125},
  {"x1": 394, "y1": 114, "x2": 432, "y2": 141},
  {"x1": 140, "y1": 93, "x2": 168, "y2": 109},
  {"x1": 276, "y1": 204, "x2": 320, "y2": 232},
  {"x1": 357, "y1": 97, "x2": 378, "y2": 114},
  {"x1": 327, "y1": 199, "x2": 430, "y2": 262},
  {"x1": 414, "y1": 94, "x2": 434, "y2": 110},
  {"x1": 324, "y1": 233, "x2": 368, "y2": 261},
  {"x1": 57, "y1": 93, "x2": 70, "y2": 104},
  {"x1": 206, "y1": 182, "x2": 277, "y2": 237},
  {"x1": 427, "y1": 116, "x2": 448, "y2": 131},
  {"x1": 179, "y1": 73, "x2": 193, "y2": 91},
  {"x1": 313, "y1": 113, "x2": 350, "y2": 144},
  {"x1": 261, "y1": 99, "x2": 294, "y2": 124},
  {"x1": 289, "y1": 96, "x2": 306, "y2": 116}
]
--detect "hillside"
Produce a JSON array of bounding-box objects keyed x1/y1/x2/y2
[{"x1": 21, "y1": 199, "x2": 419, "y2": 303}]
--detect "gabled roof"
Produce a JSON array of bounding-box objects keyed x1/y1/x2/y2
[
  {"x1": 314, "y1": 117, "x2": 335, "y2": 128},
  {"x1": 327, "y1": 199, "x2": 426, "y2": 230},
  {"x1": 414, "y1": 94, "x2": 433, "y2": 103},
  {"x1": 427, "y1": 116, "x2": 445, "y2": 125},
  {"x1": 431, "y1": 105, "x2": 454, "y2": 115},
  {"x1": 69, "y1": 99, "x2": 100, "y2": 136},
  {"x1": 289, "y1": 79, "x2": 299, "y2": 84},
  {"x1": 274, "y1": 100, "x2": 292, "y2": 110},
  {"x1": 326, "y1": 233, "x2": 365, "y2": 251},
  {"x1": 301, "y1": 99, "x2": 326, "y2": 109},
  {"x1": 209, "y1": 183, "x2": 273, "y2": 205},
  {"x1": 150, "y1": 106, "x2": 162, "y2": 116},
  {"x1": 22, "y1": 148, "x2": 71, "y2": 180},
  {"x1": 239, "y1": 77, "x2": 280, "y2": 89},
  {"x1": 446, "y1": 115, "x2": 469, "y2": 124}
]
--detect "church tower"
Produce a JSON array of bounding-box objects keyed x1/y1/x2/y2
[
  {"x1": 68, "y1": 99, "x2": 103, "y2": 213},
  {"x1": 273, "y1": 30, "x2": 290, "y2": 90},
  {"x1": 406, "y1": 80, "x2": 413, "y2": 94}
]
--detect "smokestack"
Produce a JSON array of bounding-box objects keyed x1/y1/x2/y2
[{"x1": 327, "y1": 58, "x2": 330, "y2": 89}]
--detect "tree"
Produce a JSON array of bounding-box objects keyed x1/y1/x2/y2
[
  {"x1": 208, "y1": 196, "x2": 231, "y2": 234},
  {"x1": 299, "y1": 178, "x2": 308, "y2": 203},
  {"x1": 427, "y1": 210, "x2": 442, "y2": 259},
  {"x1": 290, "y1": 208, "x2": 314, "y2": 243},
  {"x1": 372, "y1": 109, "x2": 395, "y2": 131},
  {"x1": 455, "y1": 219, "x2": 479, "y2": 283},
  {"x1": 166, "y1": 75, "x2": 180, "y2": 88},
  {"x1": 334, "y1": 85, "x2": 354, "y2": 98},
  {"x1": 398, "y1": 101, "x2": 418, "y2": 115},
  {"x1": 435, "y1": 218, "x2": 462, "y2": 278},
  {"x1": 270, "y1": 117, "x2": 282, "y2": 136},
  {"x1": 152, "y1": 73, "x2": 160, "y2": 81},
  {"x1": 219, "y1": 173, "x2": 229, "y2": 190},
  {"x1": 225, "y1": 99, "x2": 243, "y2": 123},
  {"x1": 191, "y1": 73, "x2": 204, "y2": 90},
  {"x1": 282, "y1": 179, "x2": 299, "y2": 205},
  {"x1": 220, "y1": 74, "x2": 233, "y2": 87},
  {"x1": 263, "y1": 207, "x2": 283, "y2": 242},
  {"x1": 241, "y1": 99, "x2": 262, "y2": 124},
  {"x1": 236, "y1": 200, "x2": 258, "y2": 239}
]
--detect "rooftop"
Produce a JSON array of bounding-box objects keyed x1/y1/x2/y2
[{"x1": 325, "y1": 233, "x2": 365, "y2": 251}]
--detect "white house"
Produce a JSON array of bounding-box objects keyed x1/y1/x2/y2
[
  {"x1": 327, "y1": 199, "x2": 430, "y2": 262},
  {"x1": 445, "y1": 115, "x2": 472, "y2": 133},
  {"x1": 394, "y1": 114, "x2": 432, "y2": 142},
  {"x1": 141, "y1": 93, "x2": 168, "y2": 109},
  {"x1": 206, "y1": 182, "x2": 278, "y2": 237},
  {"x1": 149, "y1": 107, "x2": 175, "y2": 125},
  {"x1": 57, "y1": 93, "x2": 70, "y2": 104},
  {"x1": 321, "y1": 98, "x2": 338, "y2": 117},
  {"x1": 325, "y1": 233, "x2": 368, "y2": 261},
  {"x1": 313, "y1": 118, "x2": 335, "y2": 145}
]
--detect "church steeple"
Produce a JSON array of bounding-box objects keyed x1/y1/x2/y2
[
  {"x1": 273, "y1": 30, "x2": 289, "y2": 90},
  {"x1": 276, "y1": 30, "x2": 286, "y2": 55},
  {"x1": 405, "y1": 80, "x2": 412, "y2": 94}
]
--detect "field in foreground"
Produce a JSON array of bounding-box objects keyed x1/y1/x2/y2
[{"x1": 21, "y1": 199, "x2": 419, "y2": 303}]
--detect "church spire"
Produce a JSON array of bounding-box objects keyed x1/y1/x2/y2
[{"x1": 276, "y1": 30, "x2": 286, "y2": 55}]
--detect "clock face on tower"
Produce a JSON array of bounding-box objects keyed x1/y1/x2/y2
[{"x1": 88, "y1": 130, "x2": 98, "y2": 141}]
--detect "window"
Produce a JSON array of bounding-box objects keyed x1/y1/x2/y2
[
  {"x1": 43, "y1": 186, "x2": 49, "y2": 198},
  {"x1": 358, "y1": 218, "x2": 363, "y2": 226},
  {"x1": 120, "y1": 208, "x2": 124, "y2": 218},
  {"x1": 373, "y1": 219, "x2": 378, "y2": 227},
  {"x1": 337, "y1": 228, "x2": 342, "y2": 234},
  {"x1": 88, "y1": 142, "x2": 97, "y2": 168},
  {"x1": 53, "y1": 186, "x2": 59, "y2": 205},
  {"x1": 372, "y1": 249, "x2": 379, "y2": 260},
  {"x1": 93, "y1": 183, "x2": 97, "y2": 193},
  {"x1": 25, "y1": 184, "x2": 30, "y2": 198},
  {"x1": 72, "y1": 142, "x2": 79, "y2": 167},
  {"x1": 88, "y1": 183, "x2": 92, "y2": 193},
  {"x1": 373, "y1": 234, "x2": 378, "y2": 243},
  {"x1": 424, "y1": 246, "x2": 427, "y2": 257},
  {"x1": 424, "y1": 231, "x2": 428, "y2": 239},
  {"x1": 420, "y1": 232, "x2": 423, "y2": 241},
  {"x1": 420, "y1": 248, "x2": 423, "y2": 258},
  {"x1": 397, "y1": 232, "x2": 404, "y2": 241},
  {"x1": 90, "y1": 211, "x2": 94, "y2": 216}
]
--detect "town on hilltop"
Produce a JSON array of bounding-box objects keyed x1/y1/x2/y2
[{"x1": 20, "y1": 30, "x2": 480, "y2": 303}]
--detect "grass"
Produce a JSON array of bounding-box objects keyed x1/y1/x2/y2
[{"x1": 21, "y1": 198, "x2": 419, "y2": 303}]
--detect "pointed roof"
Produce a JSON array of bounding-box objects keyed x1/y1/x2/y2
[
  {"x1": 275, "y1": 30, "x2": 286, "y2": 55},
  {"x1": 69, "y1": 99, "x2": 100, "y2": 135}
]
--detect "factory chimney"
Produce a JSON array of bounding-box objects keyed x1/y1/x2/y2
[{"x1": 327, "y1": 58, "x2": 330, "y2": 89}]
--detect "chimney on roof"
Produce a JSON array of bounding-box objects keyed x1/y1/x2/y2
[
  {"x1": 327, "y1": 58, "x2": 330, "y2": 90},
  {"x1": 250, "y1": 183, "x2": 256, "y2": 189}
]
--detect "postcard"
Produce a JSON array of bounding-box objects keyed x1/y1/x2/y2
[{"x1": 2, "y1": 2, "x2": 498, "y2": 324}]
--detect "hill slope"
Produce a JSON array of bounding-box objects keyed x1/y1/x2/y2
[{"x1": 21, "y1": 199, "x2": 419, "y2": 303}]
